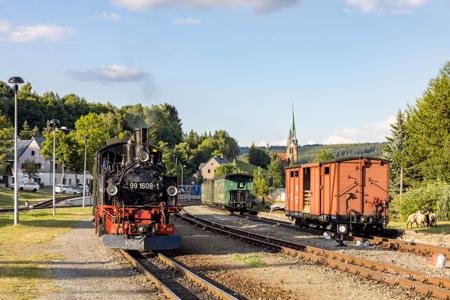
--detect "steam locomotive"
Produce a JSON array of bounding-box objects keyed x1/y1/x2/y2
[{"x1": 94, "y1": 128, "x2": 181, "y2": 251}]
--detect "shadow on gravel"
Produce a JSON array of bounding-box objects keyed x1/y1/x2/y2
[
  {"x1": 0, "y1": 266, "x2": 137, "y2": 279},
  {"x1": 14, "y1": 219, "x2": 93, "y2": 229},
  {"x1": 0, "y1": 260, "x2": 115, "y2": 265}
]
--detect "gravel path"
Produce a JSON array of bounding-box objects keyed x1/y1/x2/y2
[{"x1": 38, "y1": 219, "x2": 164, "y2": 300}]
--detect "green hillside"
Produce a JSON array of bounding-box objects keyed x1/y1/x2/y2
[{"x1": 239, "y1": 142, "x2": 386, "y2": 164}]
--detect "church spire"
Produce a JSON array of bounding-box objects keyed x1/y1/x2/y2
[
  {"x1": 286, "y1": 104, "x2": 299, "y2": 164},
  {"x1": 288, "y1": 104, "x2": 298, "y2": 146}
]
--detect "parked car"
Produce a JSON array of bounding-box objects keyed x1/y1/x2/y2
[
  {"x1": 55, "y1": 185, "x2": 79, "y2": 195},
  {"x1": 10, "y1": 180, "x2": 40, "y2": 192}
]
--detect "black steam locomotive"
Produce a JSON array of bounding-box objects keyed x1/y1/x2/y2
[{"x1": 94, "y1": 128, "x2": 181, "y2": 251}]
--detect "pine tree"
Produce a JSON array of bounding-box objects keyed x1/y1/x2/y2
[
  {"x1": 31, "y1": 125, "x2": 40, "y2": 137},
  {"x1": 0, "y1": 113, "x2": 13, "y2": 172},
  {"x1": 404, "y1": 62, "x2": 450, "y2": 183},
  {"x1": 20, "y1": 120, "x2": 33, "y2": 139},
  {"x1": 384, "y1": 110, "x2": 409, "y2": 193}
]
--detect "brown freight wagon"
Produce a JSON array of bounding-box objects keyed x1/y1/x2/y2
[{"x1": 285, "y1": 157, "x2": 389, "y2": 234}]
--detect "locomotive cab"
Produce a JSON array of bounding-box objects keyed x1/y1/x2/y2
[{"x1": 94, "y1": 128, "x2": 181, "y2": 251}]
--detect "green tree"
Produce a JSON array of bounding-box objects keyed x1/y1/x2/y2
[
  {"x1": 213, "y1": 130, "x2": 239, "y2": 159},
  {"x1": 31, "y1": 125, "x2": 40, "y2": 137},
  {"x1": 19, "y1": 120, "x2": 33, "y2": 139},
  {"x1": 73, "y1": 112, "x2": 124, "y2": 173},
  {"x1": 402, "y1": 62, "x2": 450, "y2": 183},
  {"x1": 248, "y1": 144, "x2": 270, "y2": 169},
  {"x1": 313, "y1": 149, "x2": 335, "y2": 163},
  {"x1": 253, "y1": 167, "x2": 270, "y2": 198},
  {"x1": 384, "y1": 110, "x2": 409, "y2": 193},
  {"x1": 215, "y1": 163, "x2": 240, "y2": 177},
  {"x1": 41, "y1": 129, "x2": 71, "y2": 184},
  {"x1": 22, "y1": 159, "x2": 39, "y2": 180},
  {"x1": 268, "y1": 154, "x2": 283, "y2": 188},
  {"x1": 158, "y1": 141, "x2": 176, "y2": 176},
  {"x1": 0, "y1": 113, "x2": 13, "y2": 172}
]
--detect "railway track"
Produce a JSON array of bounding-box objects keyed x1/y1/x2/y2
[
  {"x1": 235, "y1": 213, "x2": 450, "y2": 258},
  {"x1": 0, "y1": 195, "x2": 82, "y2": 213},
  {"x1": 178, "y1": 210, "x2": 450, "y2": 300},
  {"x1": 119, "y1": 249, "x2": 239, "y2": 300}
]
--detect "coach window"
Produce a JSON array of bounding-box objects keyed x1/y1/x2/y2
[
  {"x1": 294, "y1": 170, "x2": 299, "y2": 177},
  {"x1": 290, "y1": 171, "x2": 294, "y2": 177},
  {"x1": 324, "y1": 166, "x2": 330, "y2": 174}
]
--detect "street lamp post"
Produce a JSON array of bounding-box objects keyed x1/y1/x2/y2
[
  {"x1": 181, "y1": 165, "x2": 186, "y2": 188},
  {"x1": 49, "y1": 119, "x2": 60, "y2": 216},
  {"x1": 8, "y1": 76, "x2": 24, "y2": 225},
  {"x1": 82, "y1": 135, "x2": 88, "y2": 208}
]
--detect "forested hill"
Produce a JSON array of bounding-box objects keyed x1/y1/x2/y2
[{"x1": 240, "y1": 143, "x2": 386, "y2": 164}]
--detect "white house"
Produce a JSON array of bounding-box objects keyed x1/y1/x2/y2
[
  {"x1": 199, "y1": 157, "x2": 230, "y2": 180},
  {"x1": 4, "y1": 137, "x2": 92, "y2": 188}
]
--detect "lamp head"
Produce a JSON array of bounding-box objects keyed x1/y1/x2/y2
[
  {"x1": 8, "y1": 77, "x2": 24, "y2": 84},
  {"x1": 49, "y1": 119, "x2": 60, "y2": 128}
]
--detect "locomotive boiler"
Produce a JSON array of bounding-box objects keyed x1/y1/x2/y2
[{"x1": 94, "y1": 128, "x2": 181, "y2": 251}]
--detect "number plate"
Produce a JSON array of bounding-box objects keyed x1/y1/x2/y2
[{"x1": 128, "y1": 182, "x2": 160, "y2": 190}]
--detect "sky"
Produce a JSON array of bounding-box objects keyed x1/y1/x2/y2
[{"x1": 0, "y1": 0, "x2": 449, "y2": 146}]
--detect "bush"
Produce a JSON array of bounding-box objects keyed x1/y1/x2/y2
[{"x1": 392, "y1": 180, "x2": 450, "y2": 221}]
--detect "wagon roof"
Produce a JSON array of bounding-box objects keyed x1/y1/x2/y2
[
  {"x1": 214, "y1": 173, "x2": 253, "y2": 180},
  {"x1": 285, "y1": 156, "x2": 388, "y2": 169}
]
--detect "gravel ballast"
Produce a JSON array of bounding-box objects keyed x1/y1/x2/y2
[{"x1": 38, "y1": 219, "x2": 164, "y2": 300}]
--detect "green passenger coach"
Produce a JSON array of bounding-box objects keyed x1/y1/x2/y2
[{"x1": 201, "y1": 173, "x2": 253, "y2": 213}]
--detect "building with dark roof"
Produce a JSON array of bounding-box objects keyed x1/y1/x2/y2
[{"x1": 1, "y1": 136, "x2": 92, "y2": 188}]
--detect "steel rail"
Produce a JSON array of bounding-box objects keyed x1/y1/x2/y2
[
  {"x1": 178, "y1": 212, "x2": 450, "y2": 299},
  {"x1": 157, "y1": 253, "x2": 239, "y2": 300},
  {"x1": 0, "y1": 195, "x2": 81, "y2": 213},
  {"x1": 119, "y1": 249, "x2": 181, "y2": 300},
  {"x1": 235, "y1": 212, "x2": 450, "y2": 258},
  {"x1": 120, "y1": 249, "x2": 238, "y2": 300}
]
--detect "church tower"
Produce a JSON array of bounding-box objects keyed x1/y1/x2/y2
[{"x1": 286, "y1": 107, "x2": 299, "y2": 165}]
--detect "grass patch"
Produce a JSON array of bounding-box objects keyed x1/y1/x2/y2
[
  {"x1": 0, "y1": 207, "x2": 91, "y2": 299},
  {"x1": 388, "y1": 221, "x2": 450, "y2": 234},
  {"x1": 0, "y1": 187, "x2": 68, "y2": 209},
  {"x1": 230, "y1": 254, "x2": 267, "y2": 268}
]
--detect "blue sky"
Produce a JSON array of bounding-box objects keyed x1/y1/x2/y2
[{"x1": 0, "y1": 0, "x2": 449, "y2": 146}]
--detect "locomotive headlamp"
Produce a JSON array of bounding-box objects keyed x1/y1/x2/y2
[
  {"x1": 106, "y1": 184, "x2": 118, "y2": 196},
  {"x1": 167, "y1": 186, "x2": 178, "y2": 197},
  {"x1": 337, "y1": 224, "x2": 348, "y2": 234},
  {"x1": 138, "y1": 150, "x2": 150, "y2": 162},
  {"x1": 138, "y1": 225, "x2": 147, "y2": 233}
]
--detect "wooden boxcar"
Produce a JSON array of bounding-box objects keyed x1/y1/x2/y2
[
  {"x1": 201, "y1": 173, "x2": 253, "y2": 213},
  {"x1": 285, "y1": 157, "x2": 389, "y2": 234}
]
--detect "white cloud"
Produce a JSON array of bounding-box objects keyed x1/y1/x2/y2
[
  {"x1": 173, "y1": 17, "x2": 201, "y2": 25},
  {"x1": 95, "y1": 11, "x2": 121, "y2": 21},
  {"x1": 0, "y1": 21, "x2": 73, "y2": 42},
  {"x1": 111, "y1": 0, "x2": 300, "y2": 13},
  {"x1": 344, "y1": 0, "x2": 428, "y2": 14},
  {"x1": 323, "y1": 115, "x2": 395, "y2": 144},
  {"x1": 253, "y1": 139, "x2": 286, "y2": 147},
  {"x1": 0, "y1": 20, "x2": 10, "y2": 32},
  {"x1": 67, "y1": 64, "x2": 148, "y2": 83}
]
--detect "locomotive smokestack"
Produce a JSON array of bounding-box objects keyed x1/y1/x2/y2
[
  {"x1": 126, "y1": 139, "x2": 134, "y2": 165},
  {"x1": 134, "y1": 128, "x2": 149, "y2": 148}
]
